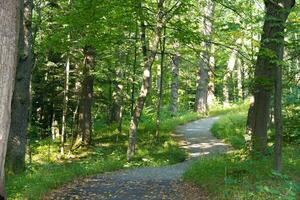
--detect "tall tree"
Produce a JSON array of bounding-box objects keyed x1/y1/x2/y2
[
  {"x1": 79, "y1": 46, "x2": 96, "y2": 146},
  {"x1": 0, "y1": 0, "x2": 21, "y2": 197},
  {"x1": 127, "y1": 0, "x2": 165, "y2": 161},
  {"x1": 170, "y1": 42, "x2": 180, "y2": 116},
  {"x1": 194, "y1": 0, "x2": 215, "y2": 114},
  {"x1": 6, "y1": 0, "x2": 34, "y2": 174},
  {"x1": 249, "y1": 0, "x2": 295, "y2": 155}
]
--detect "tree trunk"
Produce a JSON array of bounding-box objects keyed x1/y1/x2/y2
[
  {"x1": 170, "y1": 42, "x2": 180, "y2": 116},
  {"x1": 274, "y1": 51, "x2": 283, "y2": 172},
  {"x1": 236, "y1": 58, "x2": 243, "y2": 100},
  {"x1": 194, "y1": 0, "x2": 214, "y2": 114},
  {"x1": 156, "y1": 27, "x2": 166, "y2": 140},
  {"x1": 249, "y1": 0, "x2": 295, "y2": 156},
  {"x1": 79, "y1": 46, "x2": 96, "y2": 146},
  {"x1": 0, "y1": 0, "x2": 21, "y2": 197},
  {"x1": 60, "y1": 57, "x2": 70, "y2": 155},
  {"x1": 6, "y1": 0, "x2": 33, "y2": 175},
  {"x1": 223, "y1": 43, "x2": 239, "y2": 107},
  {"x1": 127, "y1": 0, "x2": 165, "y2": 161}
]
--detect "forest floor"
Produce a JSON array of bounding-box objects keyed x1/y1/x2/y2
[{"x1": 46, "y1": 117, "x2": 231, "y2": 200}]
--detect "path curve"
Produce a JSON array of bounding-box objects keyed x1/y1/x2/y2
[{"x1": 47, "y1": 117, "x2": 229, "y2": 200}]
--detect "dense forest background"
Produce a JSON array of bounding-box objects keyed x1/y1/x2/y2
[{"x1": 0, "y1": 0, "x2": 300, "y2": 199}]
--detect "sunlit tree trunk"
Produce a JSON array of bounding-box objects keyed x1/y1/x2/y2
[
  {"x1": 223, "y1": 44, "x2": 239, "y2": 107},
  {"x1": 194, "y1": 0, "x2": 214, "y2": 114},
  {"x1": 0, "y1": 0, "x2": 21, "y2": 197},
  {"x1": 60, "y1": 57, "x2": 70, "y2": 155},
  {"x1": 6, "y1": 0, "x2": 33, "y2": 174},
  {"x1": 170, "y1": 42, "x2": 180, "y2": 116},
  {"x1": 127, "y1": 0, "x2": 165, "y2": 161},
  {"x1": 236, "y1": 58, "x2": 243, "y2": 100},
  {"x1": 249, "y1": 0, "x2": 295, "y2": 156}
]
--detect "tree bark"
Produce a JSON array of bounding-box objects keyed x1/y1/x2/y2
[
  {"x1": 170, "y1": 42, "x2": 180, "y2": 116},
  {"x1": 249, "y1": 0, "x2": 295, "y2": 156},
  {"x1": 60, "y1": 57, "x2": 70, "y2": 155},
  {"x1": 274, "y1": 47, "x2": 283, "y2": 172},
  {"x1": 6, "y1": 0, "x2": 33, "y2": 175},
  {"x1": 223, "y1": 41, "x2": 240, "y2": 107},
  {"x1": 0, "y1": 0, "x2": 21, "y2": 197},
  {"x1": 156, "y1": 27, "x2": 166, "y2": 140},
  {"x1": 127, "y1": 0, "x2": 165, "y2": 161},
  {"x1": 79, "y1": 46, "x2": 96, "y2": 146},
  {"x1": 194, "y1": 0, "x2": 214, "y2": 114}
]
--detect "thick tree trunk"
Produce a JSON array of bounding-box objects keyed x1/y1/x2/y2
[
  {"x1": 79, "y1": 47, "x2": 96, "y2": 146},
  {"x1": 194, "y1": 0, "x2": 214, "y2": 114},
  {"x1": 0, "y1": 0, "x2": 21, "y2": 198},
  {"x1": 249, "y1": 0, "x2": 295, "y2": 156},
  {"x1": 274, "y1": 50, "x2": 283, "y2": 171},
  {"x1": 127, "y1": 0, "x2": 165, "y2": 161},
  {"x1": 170, "y1": 42, "x2": 180, "y2": 116},
  {"x1": 6, "y1": 0, "x2": 33, "y2": 174}
]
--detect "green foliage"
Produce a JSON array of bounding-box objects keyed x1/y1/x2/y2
[{"x1": 184, "y1": 148, "x2": 300, "y2": 200}]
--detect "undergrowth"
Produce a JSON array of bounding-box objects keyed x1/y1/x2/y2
[{"x1": 184, "y1": 103, "x2": 300, "y2": 199}]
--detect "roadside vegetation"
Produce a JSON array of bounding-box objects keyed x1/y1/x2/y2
[{"x1": 184, "y1": 104, "x2": 300, "y2": 199}]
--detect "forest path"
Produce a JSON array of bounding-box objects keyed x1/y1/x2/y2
[{"x1": 47, "y1": 117, "x2": 230, "y2": 200}]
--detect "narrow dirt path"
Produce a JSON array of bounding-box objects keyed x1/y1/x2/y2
[{"x1": 47, "y1": 117, "x2": 229, "y2": 200}]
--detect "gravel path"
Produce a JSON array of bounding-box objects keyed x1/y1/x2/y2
[{"x1": 47, "y1": 117, "x2": 229, "y2": 200}]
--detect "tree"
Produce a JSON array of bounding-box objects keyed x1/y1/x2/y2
[
  {"x1": 6, "y1": 0, "x2": 34, "y2": 174},
  {"x1": 0, "y1": 0, "x2": 21, "y2": 197},
  {"x1": 127, "y1": 0, "x2": 165, "y2": 161},
  {"x1": 249, "y1": 0, "x2": 295, "y2": 156},
  {"x1": 79, "y1": 46, "x2": 96, "y2": 146},
  {"x1": 170, "y1": 42, "x2": 180, "y2": 116},
  {"x1": 194, "y1": 0, "x2": 215, "y2": 114}
]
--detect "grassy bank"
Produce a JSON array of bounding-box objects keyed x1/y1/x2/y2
[{"x1": 184, "y1": 105, "x2": 300, "y2": 199}]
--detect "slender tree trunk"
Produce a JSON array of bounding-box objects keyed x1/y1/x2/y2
[
  {"x1": 115, "y1": 65, "x2": 124, "y2": 141},
  {"x1": 170, "y1": 42, "x2": 180, "y2": 116},
  {"x1": 131, "y1": 24, "x2": 139, "y2": 117},
  {"x1": 249, "y1": 0, "x2": 295, "y2": 156},
  {"x1": 6, "y1": 0, "x2": 33, "y2": 174},
  {"x1": 236, "y1": 58, "x2": 243, "y2": 100},
  {"x1": 156, "y1": 27, "x2": 166, "y2": 140},
  {"x1": 61, "y1": 57, "x2": 70, "y2": 155},
  {"x1": 0, "y1": 0, "x2": 21, "y2": 197},
  {"x1": 127, "y1": 0, "x2": 165, "y2": 161},
  {"x1": 223, "y1": 43, "x2": 239, "y2": 107},
  {"x1": 194, "y1": 0, "x2": 214, "y2": 114},
  {"x1": 79, "y1": 46, "x2": 96, "y2": 146}
]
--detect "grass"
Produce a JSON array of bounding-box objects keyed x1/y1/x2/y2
[
  {"x1": 211, "y1": 109, "x2": 248, "y2": 149},
  {"x1": 184, "y1": 148, "x2": 300, "y2": 200},
  {"x1": 184, "y1": 103, "x2": 300, "y2": 200}
]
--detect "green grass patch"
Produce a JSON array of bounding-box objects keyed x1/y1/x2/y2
[
  {"x1": 211, "y1": 111, "x2": 247, "y2": 149},
  {"x1": 184, "y1": 148, "x2": 300, "y2": 200}
]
